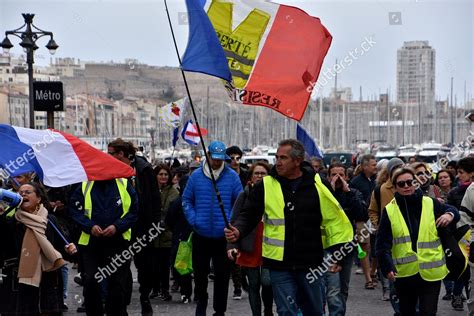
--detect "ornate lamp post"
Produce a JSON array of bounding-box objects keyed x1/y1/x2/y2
[{"x1": 1, "y1": 13, "x2": 58, "y2": 128}]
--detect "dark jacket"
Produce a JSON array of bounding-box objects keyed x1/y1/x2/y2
[
  {"x1": 132, "y1": 155, "x2": 161, "y2": 238},
  {"x1": 68, "y1": 179, "x2": 139, "y2": 237},
  {"x1": 227, "y1": 185, "x2": 256, "y2": 253},
  {"x1": 376, "y1": 189, "x2": 459, "y2": 277},
  {"x1": 350, "y1": 173, "x2": 376, "y2": 204},
  {"x1": 233, "y1": 162, "x2": 343, "y2": 270},
  {"x1": 447, "y1": 182, "x2": 471, "y2": 211},
  {"x1": 0, "y1": 214, "x2": 72, "y2": 314},
  {"x1": 333, "y1": 187, "x2": 368, "y2": 226}
]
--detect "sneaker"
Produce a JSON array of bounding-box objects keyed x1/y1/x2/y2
[
  {"x1": 181, "y1": 295, "x2": 190, "y2": 304},
  {"x1": 141, "y1": 298, "x2": 153, "y2": 315},
  {"x1": 382, "y1": 291, "x2": 390, "y2": 301},
  {"x1": 233, "y1": 289, "x2": 242, "y2": 300},
  {"x1": 76, "y1": 302, "x2": 86, "y2": 313},
  {"x1": 452, "y1": 296, "x2": 464, "y2": 311},
  {"x1": 171, "y1": 280, "x2": 180, "y2": 293},
  {"x1": 149, "y1": 291, "x2": 160, "y2": 299},
  {"x1": 355, "y1": 268, "x2": 363, "y2": 275},
  {"x1": 74, "y1": 273, "x2": 83, "y2": 286},
  {"x1": 61, "y1": 303, "x2": 68, "y2": 311},
  {"x1": 442, "y1": 293, "x2": 453, "y2": 301},
  {"x1": 160, "y1": 292, "x2": 172, "y2": 301}
]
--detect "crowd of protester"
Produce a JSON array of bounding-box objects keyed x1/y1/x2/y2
[{"x1": 1, "y1": 138, "x2": 473, "y2": 316}]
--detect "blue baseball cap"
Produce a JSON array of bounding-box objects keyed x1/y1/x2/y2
[{"x1": 208, "y1": 141, "x2": 230, "y2": 160}]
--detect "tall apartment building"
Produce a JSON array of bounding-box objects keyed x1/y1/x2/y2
[{"x1": 396, "y1": 41, "x2": 436, "y2": 140}]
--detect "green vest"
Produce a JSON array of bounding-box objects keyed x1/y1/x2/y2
[
  {"x1": 386, "y1": 196, "x2": 448, "y2": 281},
  {"x1": 262, "y1": 173, "x2": 354, "y2": 261},
  {"x1": 78, "y1": 178, "x2": 132, "y2": 246}
]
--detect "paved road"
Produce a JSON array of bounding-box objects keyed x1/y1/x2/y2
[{"x1": 64, "y1": 264, "x2": 472, "y2": 315}]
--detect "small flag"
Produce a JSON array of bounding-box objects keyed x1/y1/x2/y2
[
  {"x1": 296, "y1": 124, "x2": 323, "y2": 159},
  {"x1": 158, "y1": 98, "x2": 188, "y2": 128},
  {"x1": 181, "y1": 120, "x2": 208, "y2": 146},
  {"x1": 172, "y1": 127, "x2": 179, "y2": 147}
]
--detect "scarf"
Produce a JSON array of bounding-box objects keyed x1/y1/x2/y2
[
  {"x1": 15, "y1": 205, "x2": 65, "y2": 287},
  {"x1": 202, "y1": 157, "x2": 225, "y2": 180}
]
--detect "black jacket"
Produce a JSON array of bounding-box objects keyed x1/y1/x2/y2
[
  {"x1": 132, "y1": 156, "x2": 161, "y2": 237},
  {"x1": 227, "y1": 185, "x2": 256, "y2": 253},
  {"x1": 350, "y1": 173, "x2": 376, "y2": 204},
  {"x1": 233, "y1": 162, "x2": 342, "y2": 270},
  {"x1": 376, "y1": 189, "x2": 459, "y2": 277},
  {"x1": 0, "y1": 214, "x2": 72, "y2": 314},
  {"x1": 447, "y1": 182, "x2": 470, "y2": 211},
  {"x1": 333, "y1": 187, "x2": 368, "y2": 226}
]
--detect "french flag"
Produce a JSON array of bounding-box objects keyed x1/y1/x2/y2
[{"x1": 0, "y1": 125, "x2": 135, "y2": 187}]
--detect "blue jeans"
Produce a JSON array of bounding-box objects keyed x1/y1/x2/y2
[
  {"x1": 322, "y1": 250, "x2": 354, "y2": 315},
  {"x1": 270, "y1": 269, "x2": 324, "y2": 316},
  {"x1": 60, "y1": 264, "x2": 69, "y2": 299}
]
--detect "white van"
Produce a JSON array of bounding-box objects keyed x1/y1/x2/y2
[{"x1": 241, "y1": 155, "x2": 276, "y2": 167}]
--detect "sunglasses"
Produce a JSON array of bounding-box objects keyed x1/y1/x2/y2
[
  {"x1": 396, "y1": 180, "x2": 414, "y2": 188},
  {"x1": 416, "y1": 171, "x2": 432, "y2": 178}
]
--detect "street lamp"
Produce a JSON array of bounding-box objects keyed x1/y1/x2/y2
[{"x1": 1, "y1": 13, "x2": 58, "y2": 129}]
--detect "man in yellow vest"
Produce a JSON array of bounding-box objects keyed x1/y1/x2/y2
[
  {"x1": 225, "y1": 139, "x2": 354, "y2": 315},
  {"x1": 69, "y1": 178, "x2": 138, "y2": 316}
]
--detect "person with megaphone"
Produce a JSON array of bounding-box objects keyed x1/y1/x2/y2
[{"x1": 0, "y1": 182, "x2": 77, "y2": 315}]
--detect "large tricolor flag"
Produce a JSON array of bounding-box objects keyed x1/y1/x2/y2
[
  {"x1": 296, "y1": 124, "x2": 323, "y2": 159},
  {"x1": 181, "y1": 0, "x2": 332, "y2": 121},
  {"x1": 0, "y1": 125, "x2": 135, "y2": 187}
]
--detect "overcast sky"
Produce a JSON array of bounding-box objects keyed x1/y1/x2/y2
[{"x1": 1, "y1": 0, "x2": 472, "y2": 103}]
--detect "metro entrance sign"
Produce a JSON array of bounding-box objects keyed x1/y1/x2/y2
[{"x1": 33, "y1": 81, "x2": 64, "y2": 111}]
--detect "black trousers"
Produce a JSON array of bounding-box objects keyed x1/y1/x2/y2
[
  {"x1": 192, "y1": 233, "x2": 231, "y2": 315},
  {"x1": 82, "y1": 239, "x2": 131, "y2": 316},
  {"x1": 134, "y1": 245, "x2": 154, "y2": 300},
  {"x1": 152, "y1": 247, "x2": 171, "y2": 294},
  {"x1": 394, "y1": 273, "x2": 441, "y2": 316}
]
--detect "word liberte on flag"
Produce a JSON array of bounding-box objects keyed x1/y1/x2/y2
[
  {"x1": 158, "y1": 97, "x2": 188, "y2": 128},
  {"x1": 181, "y1": 0, "x2": 332, "y2": 121}
]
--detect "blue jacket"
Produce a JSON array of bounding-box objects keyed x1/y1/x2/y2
[{"x1": 182, "y1": 165, "x2": 243, "y2": 238}]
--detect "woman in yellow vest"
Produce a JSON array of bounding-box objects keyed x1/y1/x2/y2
[{"x1": 376, "y1": 167, "x2": 459, "y2": 315}]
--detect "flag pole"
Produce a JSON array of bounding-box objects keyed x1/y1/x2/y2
[{"x1": 164, "y1": 0, "x2": 230, "y2": 227}]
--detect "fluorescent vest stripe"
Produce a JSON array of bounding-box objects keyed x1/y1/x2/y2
[
  {"x1": 78, "y1": 179, "x2": 132, "y2": 246},
  {"x1": 385, "y1": 196, "x2": 448, "y2": 281},
  {"x1": 262, "y1": 174, "x2": 353, "y2": 261}
]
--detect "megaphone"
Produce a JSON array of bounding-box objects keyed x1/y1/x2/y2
[
  {"x1": 357, "y1": 244, "x2": 367, "y2": 259},
  {"x1": 0, "y1": 189, "x2": 22, "y2": 208}
]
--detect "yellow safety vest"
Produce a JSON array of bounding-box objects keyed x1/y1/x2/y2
[
  {"x1": 78, "y1": 178, "x2": 132, "y2": 246},
  {"x1": 386, "y1": 196, "x2": 449, "y2": 281},
  {"x1": 262, "y1": 174, "x2": 354, "y2": 261}
]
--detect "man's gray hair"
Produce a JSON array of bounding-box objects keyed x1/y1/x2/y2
[
  {"x1": 278, "y1": 139, "x2": 305, "y2": 160},
  {"x1": 360, "y1": 154, "x2": 376, "y2": 166}
]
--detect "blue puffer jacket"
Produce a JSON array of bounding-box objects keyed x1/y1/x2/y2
[{"x1": 182, "y1": 165, "x2": 243, "y2": 238}]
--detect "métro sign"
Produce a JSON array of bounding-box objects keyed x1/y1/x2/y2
[{"x1": 33, "y1": 81, "x2": 64, "y2": 111}]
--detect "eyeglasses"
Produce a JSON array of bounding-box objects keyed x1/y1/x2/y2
[
  {"x1": 253, "y1": 172, "x2": 267, "y2": 176},
  {"x1": 396, "y1": 180, "x2": 414, "y2": 188},
  {"x1": 231, "y1": 156, "x2": 241, "y2": 161}
]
